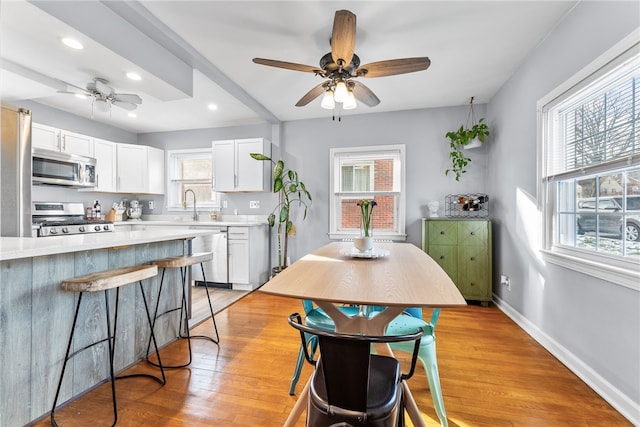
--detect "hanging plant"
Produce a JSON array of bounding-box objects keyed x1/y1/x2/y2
[{"x1": 445, "y1": 97, "x2": 490, "y2": 181}]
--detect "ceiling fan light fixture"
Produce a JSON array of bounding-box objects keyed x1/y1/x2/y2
[
  {"x1": 334, "y1": 81, "x2": 348, "y2": 103},
  {"x1": 321, "y1": 90, "x2": 335, "y2": 109},
  {"x1": 343, "y1": 91, "x2": 357, "y2": 110},
  {"x1": 94, "y1": 98, "x2": 110, "y2": 113}
]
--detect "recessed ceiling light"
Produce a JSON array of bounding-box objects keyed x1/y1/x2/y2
[
  {"x1": 207, "y1": 104, "x2": 218, "y2": 111},
  {"x1": 128, "y1": 113, "x2": 137, "y2": 118},
  {"x1": 61, "y1": 37, "x2": 83, "y2": 50},
  {"x1": 126, "y1": 72, "x2": 141, "y2": 81}
]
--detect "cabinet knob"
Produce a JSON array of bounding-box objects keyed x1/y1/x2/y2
[
  {"x1": 470, "y1": 257, "x2": 475, "y2": 261},
  {"x1": 439, "y1": 256, "x2": 445, "y2": 260},
  {"x1": 440, "y1": 231, "x2": 445, "y2": 235},
  {"x1": 470, "y1": 232, "x2": 475, "y2": 235}
]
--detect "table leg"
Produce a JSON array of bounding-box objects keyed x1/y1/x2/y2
[
  {"x1": 403, "y1": 380, "x2": 426, "y2": 427},
  {"x1": 284, "y1": 375, "x2": 310, "y2": 427}
]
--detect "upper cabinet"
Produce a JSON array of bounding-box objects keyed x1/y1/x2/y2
[
  {"x1": 32, "y1": 123, "x2": 94, "y2": 157},
  {"x1": 212, "y1": 138, "x2": 271, "y2": 192},
  {"x1": 93, "y1": 138, "x2": 117, "y2": 192},
  {"x1": 116, "y1": 143, "x2": 164, "y2": 194},
  {"x1": 91, "y1": 139, "x2": 164, "y2": 194}
]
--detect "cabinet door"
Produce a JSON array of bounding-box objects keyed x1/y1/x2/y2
[
  {"x1": 428, "y1": 221, "x2": 458, "y2": 246},
  {"x1": 61, "y1": 131, "x2": 93, "y2": 157},
  {"x1": 31, "y1": 123, "x2": 59, "y2": 151},
  {"x1": 228, "y1": 239, "x2": 249, "y2": 284},
  {"x1": 236, "y1": 138, "x2": 267, "y2": 191},
  {"x1": 146, "y1": 146, "x2": 165, "y2": 194},
  {"x1": 212, "y1": 140, "x2": 235, "y2": 191},
  {"x1": 457, "y1": 245, "x2": 491, "y2": 298},
  {"x1": 427, "y1": 244, "x2": 458, "y2": 282},
  {"x1": 458, "y1": 220, "x2": 488, "y2": 246},
  {"x1": 93, "y1": 139, "x2": 117, "y2": 192},
  {"x1": 116, "y1": 144, "x2": 147, "y2": 193}
]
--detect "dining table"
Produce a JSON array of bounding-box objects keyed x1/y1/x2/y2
[{"x1": 259, "y1": 241, "x2": 467, "y2": 427}]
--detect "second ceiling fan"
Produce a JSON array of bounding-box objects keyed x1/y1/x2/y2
[{"x1": 253, "y1": 10, "x2": 431, "y2": 110}]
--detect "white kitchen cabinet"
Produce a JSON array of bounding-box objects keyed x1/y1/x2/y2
[
  {"x1": 212, "y1": 138, "x2": 270, "y2": 192},
  {"x1": 227, "y1": 225, "x2": 269, "y2": 290},
  {"x1": 32, "y1": 123, "x2": 94, "y2": 157},
  {"x1": 93, "y1": 138, "x2": 117, "y2": 192},
  {"x1": 116, "y1": 143, "x2": 164, "y2": 194}
]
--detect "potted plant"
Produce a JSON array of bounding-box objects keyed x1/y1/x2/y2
[
  {"x1": 445, "y1": 97, "x2": 490, "y2": 181},
  {"x1": 354, "y1": 199, "x2": 376, "y2": 252},
  {"x1": 250, "y1": 153, "x2": 312, "y2": 274}
]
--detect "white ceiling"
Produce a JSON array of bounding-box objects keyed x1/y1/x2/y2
[{"x1": 0, "y1": 0, "x2": 577, "y2": 134}]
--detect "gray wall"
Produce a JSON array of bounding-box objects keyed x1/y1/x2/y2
[{"x1": 486, "y1": 0, "x2": 639, "y2": 420}]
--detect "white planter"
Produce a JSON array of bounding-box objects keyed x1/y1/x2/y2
[
  {"x1": 464, "y1": 137, "x2": 483, "y2": 149},
  {"x1": 354, "y1": 236, "x2": 373, "y2": 252}
]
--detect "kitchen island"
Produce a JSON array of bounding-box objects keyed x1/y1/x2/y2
[{"x1": 0, "y1": 228, "x2": 216, "y2": 426}]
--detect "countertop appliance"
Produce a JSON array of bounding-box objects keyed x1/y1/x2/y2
[
  {"x1": 191, "y1": 226, "x2": 229, "y2": 286},
  {"x1": 32, "y1": 148, "x2": 96, "y2": 188},
  {"x1": 32, "y1": 202, "x2": 113, "y2": 237},
  {"x1": 1, "y1": 104, "x2": 32, "y2": 237}
]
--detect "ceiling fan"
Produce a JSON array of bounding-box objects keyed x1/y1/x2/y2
[
  {"x1": 253, "y1": 10, "x2": 431, "y2": 111},
  {"x1": 58, "y1": 77, "x2": 142, "y2": 113}
]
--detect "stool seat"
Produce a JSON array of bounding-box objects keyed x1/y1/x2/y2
[
  {"x1": 61, "y1": 265, "x2": 158, "y2": 292},
  {"x1": 152, "y1": 252, "x2": 213, "y2": 269}
]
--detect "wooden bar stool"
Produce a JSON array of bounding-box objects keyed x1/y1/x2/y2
[
  {"x1": 51, "y1": 264, "x2": 165, "y2": 427},
  {"x1": 146, "y1": 251, "x2": 220, "y2": 369}
]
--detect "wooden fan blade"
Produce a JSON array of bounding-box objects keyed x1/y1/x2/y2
[
  {"x1": 331, "y1": 10, "x2": 356, "y2": 67},
  {"x1": 112, "y1": 100, "x2": 137, "y2": 111},
  {"x1": 114, "y1": 93, "x2": 142, "y2": 104},
  {"x1": 253, "y1": 58, "x2": 324, "y2": 75},
  {"x1": 356, "y1": 57, "x2": 431, "y2": 78},
  {"x1": 295, "y1": 82, "x2": 328, "y2": 107},
  {"x1": 350, "y1": 81, "x2": 380, "y2": 107}
]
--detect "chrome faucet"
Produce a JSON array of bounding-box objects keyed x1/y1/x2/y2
[{"x1": 183, "y1": 189, "x2": 198, "y2": 221}]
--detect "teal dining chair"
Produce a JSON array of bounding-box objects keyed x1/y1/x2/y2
[{"x1": 290, "y1": 301, "x2": 449, "y2": 427}]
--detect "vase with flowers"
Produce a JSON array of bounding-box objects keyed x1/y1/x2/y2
[{"x1": 354, "y1": 199, "x2": 376, "y2": 252}]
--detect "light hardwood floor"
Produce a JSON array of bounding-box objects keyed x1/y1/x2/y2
[{"x1": 36, "y1": 292, "x2": 631, "y2": 426}]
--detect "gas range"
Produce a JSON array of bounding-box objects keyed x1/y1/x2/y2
[{"x1": 32, "y1": 202, "x2": 114, "y2": 237}]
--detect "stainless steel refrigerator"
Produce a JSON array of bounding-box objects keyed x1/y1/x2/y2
[{"x1": 1, "y1": 104, "x2": 32, "y2": 237}]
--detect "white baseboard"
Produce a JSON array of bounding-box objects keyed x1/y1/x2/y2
[{"x1": 492, "y1": 294, "x2": 639, "y2": 425}]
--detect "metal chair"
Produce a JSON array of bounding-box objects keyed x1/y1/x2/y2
[
  {"x1": 290, "y1": 303, "x2": 449, "y2": 426},
  {"x1": 288, "y1": 313, "x2": 423, "y2": 427}
]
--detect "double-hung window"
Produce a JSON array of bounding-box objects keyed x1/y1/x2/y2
[
  {"x1": 329, "y1": 144, "x2": 406, "y2": 240},
  {"x1": 166, "y1": 148, "x2": 218, "y2": 211},
  {"x1": 539, "y1": 34, "x2": 640, "y2": 288}
]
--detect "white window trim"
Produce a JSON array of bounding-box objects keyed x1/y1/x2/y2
[
  {"x1": 328, "y1": 144, "x2": 407, "y2": 241},
  {"x1": 165, "y1": 148, "x2": 219, "y2": 211},
  {"x1": 537, "y1": 28, "x2": 640, "y2": 290}
]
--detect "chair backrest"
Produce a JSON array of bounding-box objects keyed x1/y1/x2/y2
[{"x1": 288, "y1": 313, "x2": 423, "y2": 413}]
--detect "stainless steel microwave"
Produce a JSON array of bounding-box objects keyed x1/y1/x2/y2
[{"x1": 32, "y1": 148, "x2": 96, "y2": 188}]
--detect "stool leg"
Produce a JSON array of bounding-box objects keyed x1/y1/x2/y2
[
  {"x1": 146, "y1": 268, "x2": 166, "y2": 364},
  {"x1": 104, "y1": 289, "x2": 118, "y2": 426},
  {"x1": 188, "y1": 262, "x2": 220, "y2": 344},
  {"x1": 120, "y1": 281, "x2": 166, "y2": 384},
  {"x1": 51, "y1": 293, "x2": 84, "y2": 427}
]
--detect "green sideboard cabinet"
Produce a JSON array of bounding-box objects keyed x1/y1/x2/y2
[{"x1": 422, "y1": 218, "x2": 492, "y2": 306}]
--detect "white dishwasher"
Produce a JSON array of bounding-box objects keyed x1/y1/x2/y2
[{"x1": 191, "y1": 226, "x2": 229, "y2": 287}]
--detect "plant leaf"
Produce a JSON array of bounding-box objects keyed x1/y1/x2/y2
[
  {"x1": 250, "y1": 153, "x2": 271, "y2": 161},
  {"x1": 274, "y1": 160, "x2": 284, "y2": 181},
  {"x1": 273, "y1": 177, "x2": 283, "y2": 193},
  {"x1": 267, "y1": 213, "x2": 276, "y2": 227},
  {"x1": 279, "y1": 205, "x2": 289, "y2": 223}
]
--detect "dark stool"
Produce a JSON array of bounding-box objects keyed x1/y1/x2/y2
[
  {"x1": 51, "y1": 264, "x2": 165, "y2": 427},
  {"x1": 147, "y1": 252, "x2": 220, "y2": 369}
]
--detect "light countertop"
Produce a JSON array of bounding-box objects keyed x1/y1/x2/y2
[
  {"x1": 113, "y1": 220, "x2": 268, "y2": 227},
  {"x1": 0, "y1": 228, "x2": 216, "y2": 261}
]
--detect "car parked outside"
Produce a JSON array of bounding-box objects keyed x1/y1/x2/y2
[{"x1": 576, "y1": 195, "x2": 640, "y2": 242}]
